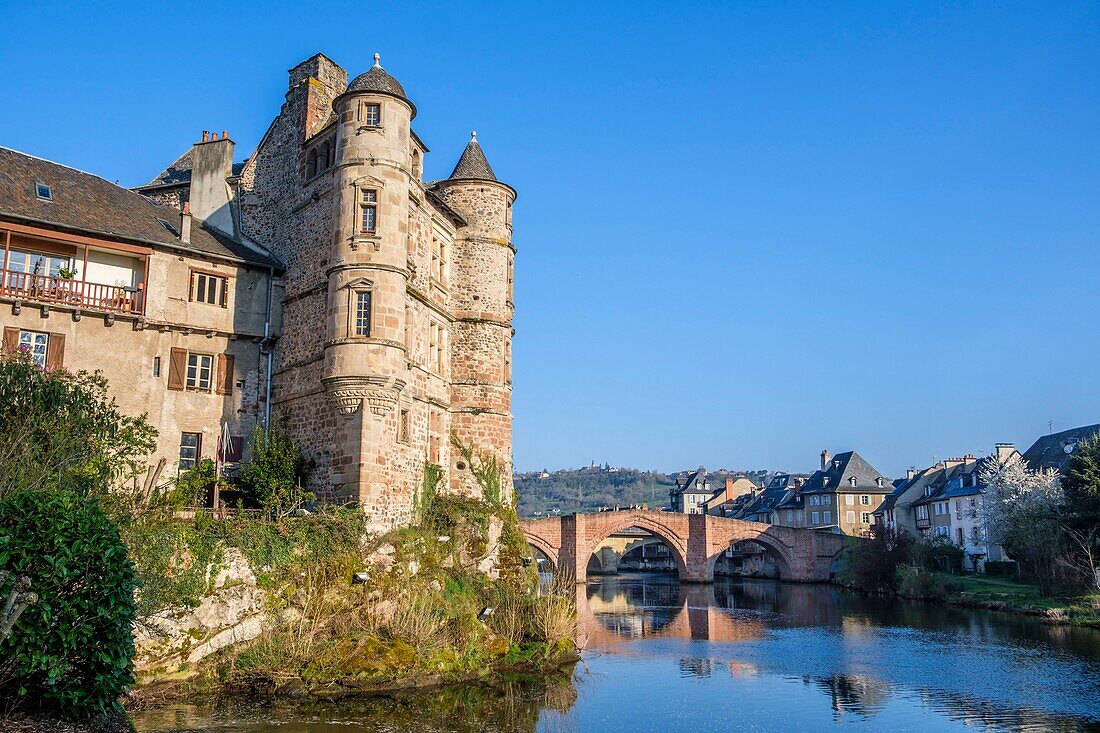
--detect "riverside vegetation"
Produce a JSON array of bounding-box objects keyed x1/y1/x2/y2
[{"x1": 0, "y1": 350, "x2": 577, "y2": 729}]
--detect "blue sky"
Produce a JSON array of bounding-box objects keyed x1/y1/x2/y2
[{"x1": 3, "y1": 2, "x2": 1098, "y2": 476}]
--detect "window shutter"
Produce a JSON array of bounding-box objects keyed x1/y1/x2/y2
[
  {"x1": 2, "y1": 327, "x2": 18, "y2": 353},
  {"x1": 188, "y1": 272, "x2": 195, "y2": 302},
  {"x1": 45, "y1": 333, "x2": 65, "y2": 369},
  {"x1": 221, "y1": 278, "x2": 229, "y2": 308},
  {"x1": 216, "y1": 353, "x2": 234, "y2": 395},
  {"x1": 228, "y1": 435, "x2": 243, "y2": 462},
  {"x1": 167, "y1": 348, "x2": 187, "y2": 391}
]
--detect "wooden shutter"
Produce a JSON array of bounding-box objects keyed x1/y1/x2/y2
[
  {"x1": 2, "y1": 327, "x2": 18, "y2": 353},
  {"x1": 188, "y1": 271, "x2": 195, "y2": 302},
  {"x1": 215, "y1": 353, "x2": 234, "y2": 395},
  {"x1": 227, "y1": 436, "x2": 243, "y2": 462},
  {"x1": 45, "y1": 333, "x2": 65, "y2": 369},
  {"x1": 167, "y1": 348, "x2": 187, "y2": 391},
  {"x1": 221, "y1": 277, "x2": 229, "y2": 308}
]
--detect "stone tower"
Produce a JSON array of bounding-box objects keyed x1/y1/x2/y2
[
  {"x1": 323, "y1": 54, "x2": 416, "y2": 513},
  {"x1": 434, "y1": 133, "x2": 517, "y2": 498}
]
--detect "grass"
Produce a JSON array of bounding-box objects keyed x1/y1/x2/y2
[{"x1": 932, "y1": 572, "x2": 1100, "y2": 624}]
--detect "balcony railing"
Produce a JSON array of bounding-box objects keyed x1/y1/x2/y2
[{"x1": 1, "y1": 270, "x2": 144, "y2": 315}]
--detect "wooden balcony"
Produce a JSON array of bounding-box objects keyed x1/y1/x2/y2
[{"x1": 1, "y1": 269, "x2": 145, "y2": 315}]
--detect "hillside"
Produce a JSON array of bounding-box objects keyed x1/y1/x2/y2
[{"x1": 516, "y1": 467, "x2": 675, "y2": 517}]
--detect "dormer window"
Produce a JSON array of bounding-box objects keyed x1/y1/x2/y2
[
  {"x1": 833, "y1": 460, "x2": 841, "y2": 469},
  {"x1": 849, "y1": 477, "x2": 858, "y2": 487},
  {"x1": 876, "y1": 477, "x2": 884, "y2": 487},
  {"x1": 35, "y1": 183, "x2": 53, "y2": 201},
  {"x1": 821, "y1": 478, "x2": 829, "y2": 488}
]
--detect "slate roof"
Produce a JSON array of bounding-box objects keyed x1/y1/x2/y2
[
  {"x1": 346, "y1": 56, "x2": 415, "y2": 117},
  {"x1": 448, "y1": 134, "x2": 497, "y2": 181},
  {"x1": 139, "y1": 148, "x2": 248, "y2": 190},
  {"x1": 802, "y1": 452, "x2": 893, "y2": 494},
  {"x1": 1022, "y1": 424, "x2": 1100, "y2": 473},
  {"x1": 673, "y1": 468, "x2": 712, "y2": 495},
  {"x1": 0, "y1": 147, "x2": 279, "y2": 269}
]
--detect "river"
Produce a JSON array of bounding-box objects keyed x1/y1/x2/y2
[{"x1": 133, "y1": 573, "x2": 1100, "y2": 732}]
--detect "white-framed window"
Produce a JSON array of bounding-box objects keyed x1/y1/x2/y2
[
  {"x1": 360, "y1": 189, "x2": 378, "y2": 234},
  {"x1": 354, "y1": 290, "x2": 372, "y2": 337},
  {"x1": 917, "y1": 505, "x2": 928, "y2": 520},
  {"x1": 845, "y1": 494, "x2": 855, "y2": 505},
  {"x1": 35, "y1": 183, "x2": 53, "y2": 201},
  {"x1": 811, "y1": 511, "x2": 820, "y2": 525},
  {"x1": 362, "y1": 102, "x2": 381, "y2": 127},
  {"x1": 861, "y1": 512, "x2": 871, "y2": 524},
  {"x1": 823, "y1": 511, "x2": 832, "y2": 524},
  {"x1": 18, "y1": 330, "x2": 49, "y2": 367},
  {"x1": 186, "y1": 353, "x2": 213, "y2": 391},
  {"x1": 190, "y1": 270, "x2": 227, "y2": 306},
  {"x1": 860, "y1": 495, "x2": 871, "y2": 505},
  {"x1": 846, "y1": 511, "x2": 855, "y2": 524}
]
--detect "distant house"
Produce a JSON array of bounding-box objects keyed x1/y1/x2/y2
[
  {"x1": 1022, "y1": 423, "x2": 1100, "y2": 473},
  {"x1": 800, "y1": 451, "x2": 893, "y2": 535},
  {"x1": 738, "y1": 473, "x2": 805, "y2": 524},
  {"x1": 876, "y1": 443, "x2": 1016, "y2": 572},
  {"x1": 703, "y1": 476, "x2": 758, "y2": 516},
  {"x1": 669, "y1": 467, "x2": 713, "y2": 514}
]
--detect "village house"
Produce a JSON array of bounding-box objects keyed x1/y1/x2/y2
[
  {"x1": 799, "y1": 450, "x2": 893, "y2": 535},
  {"x1": 669, "y1": 467, "x2": 713, "y2": 514},
  {"x1": 1, "y1": 52, "x2": 517, "y2": 530}
]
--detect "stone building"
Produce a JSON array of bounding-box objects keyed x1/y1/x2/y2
[
  {"x1": 799, "y1": 450, "x2": 893, "y2": 535},
  {"x1": 2, "y1": 52, "x2": 516, "y2": 530}
]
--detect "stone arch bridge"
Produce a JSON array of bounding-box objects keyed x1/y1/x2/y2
[{"x1": 520, "y1": 510, "x2": 847, "y2": 583}]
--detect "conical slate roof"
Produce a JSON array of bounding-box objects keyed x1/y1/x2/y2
[
  {"x1": 346, "y1": 54, "x2": 414, "y2": 115},
  {"x1": 448, "y1": 131, "x2": 496, "y2": 181}
]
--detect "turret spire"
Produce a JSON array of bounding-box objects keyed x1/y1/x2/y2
[
  {"x1": 373, "y1": 52, "x2": 381, "y2": 68},
  {"x1": 448, "y1": 131, "x2": 496, "y2": 181}
]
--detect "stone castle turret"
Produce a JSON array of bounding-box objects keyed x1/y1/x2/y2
[{"x1": 433, "y1": 133, "x2": 516, "y2": 497}]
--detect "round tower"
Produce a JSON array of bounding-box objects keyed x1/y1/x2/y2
[
  {"x1": 322, "y1": 54, "x2": 417, "y2": 519},
  {"x1": 433, "y1": 133, "x2": 517, "y2": 498}
]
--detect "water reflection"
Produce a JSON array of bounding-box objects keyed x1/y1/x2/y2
[{"x1": 133, "y1": 574, "x2": 1100, "y2": 733}]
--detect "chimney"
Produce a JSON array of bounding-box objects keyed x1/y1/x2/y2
[
  {"x1": 180, "y1": 202, "x2": 192, "y2": 243},
  {"x1": 188, "y1": 130, "x2": 236, "y2": 237},
  {"x1": 906, "y1": 468, "x2": 915, "y2": 480},
  {"x1": 995, "y1": 443, "x2": 1015, "y2": 462},
  {"x1": 820, "y1": 450, "x2": 830, "y2": 471}
]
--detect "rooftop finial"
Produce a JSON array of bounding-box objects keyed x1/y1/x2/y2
[
  {"x1": 471, "y1": 130, "x2": 478, "y2": 142},
  {"x1": 373, "y1": 53, "x2": 381, "y2": 68}
]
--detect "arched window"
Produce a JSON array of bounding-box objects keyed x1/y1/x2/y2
[
  {"x1": 306, "y1": 148, "x2": 318, "y2": 179},
  {"x1": 319, "y1": 140, "x2": 331, "y2": 171}
]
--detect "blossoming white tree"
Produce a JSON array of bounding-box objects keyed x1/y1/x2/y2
[{"x1": 979, "y1": 453, "x2": 1064, "y2": 592}]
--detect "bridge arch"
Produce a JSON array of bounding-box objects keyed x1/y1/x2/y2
[
  {"x1": 581, "y1": 514, "x2": 689, "y2": 580},
  {"x1": 705, "y1": 532, "x2": 795, "y2": 581},
  {"x1": 524, "y1": 533, "x2": 559, "y2": 569}
]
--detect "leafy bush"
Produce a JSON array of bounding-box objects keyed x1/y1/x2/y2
[
  {"x1": 913, "y1": 534, "x2": 966, "y2": 573},
  {"x1": 171, "y1": 458, "x2": 220, "y2": 508},
  {"x1": 239, "y1": 421, "x2": 313, "y2": 516},
  {"x1": 838, "y1": 524, "x2": 913, "y2": 592},
  {"x1": 0, "y1": 490, "x2": 136, "y2": 719},
  {"x1": 0, "y1": 349, "x2": 156, "y2": 506},
  {"x1": 896, "y1": 564, "x2": 944, "y2": 599}
]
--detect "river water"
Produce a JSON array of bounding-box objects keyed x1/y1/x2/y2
[{"x1": 133, "y1": 574, "x2": 1100, "y2": 733}]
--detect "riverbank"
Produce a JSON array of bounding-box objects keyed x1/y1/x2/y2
[{"x1": 927, "y1": 572, "x2": 1100, "y2": 627}]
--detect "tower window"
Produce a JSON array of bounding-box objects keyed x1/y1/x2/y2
[
  {"x1": 353, "y1": 290, "x2": 372, "y2": 337},
  {"x1": 363, "y1": 103, "x2": 381, "y2": 127},
  {"x1": 399, "y1": 409, "x2": 410, "y2": 444},
  {"x1": 360, "y1": 189, "x2": 378, "y2": 234}
]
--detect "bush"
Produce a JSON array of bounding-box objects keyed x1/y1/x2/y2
[
  {"x1": 896, "y1": 564, "x2": 944, "y2": 599},
  {"x1": 839, "y1": 524, "x2": 913, "y2": 593},
  {"x1": 239, "y1": 421, "x2": 313, "y2": 516},
  {"x1": 0, "y1": 490, "x2": 136, "y2": 719},
  {"x1": 0, "y1": 349, "x2": 156, "y2": 508}
]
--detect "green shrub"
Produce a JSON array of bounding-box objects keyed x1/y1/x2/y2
[
  {"x1": 239, "y1": 421, "x2": 313, "y2": 516},
  {"x1": 171, "y1": 458, "x2": 219, "y2": 508},
  {"x1": 0, "y1": 490, "x2": 136, "y2": 719}
]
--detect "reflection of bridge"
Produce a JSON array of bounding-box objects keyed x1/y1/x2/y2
[{"x1": 521, "y1": 510, "x2": 846, "y2": 583}]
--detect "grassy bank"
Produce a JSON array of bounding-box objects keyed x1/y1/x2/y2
[{"x1": 928, "y1": 572, "x2": 1100, "y2": 626}]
